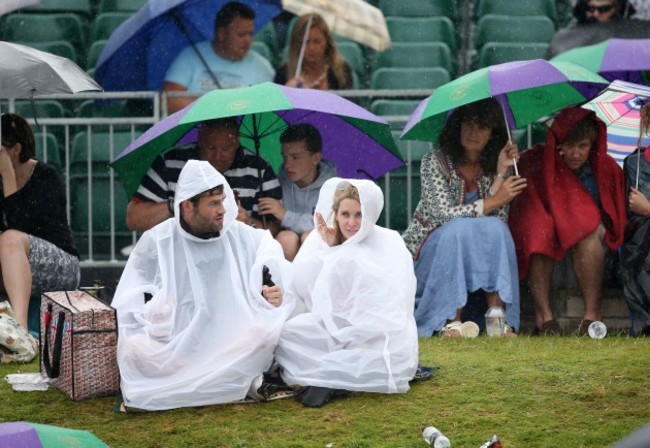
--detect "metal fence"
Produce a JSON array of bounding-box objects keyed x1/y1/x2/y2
[{"x1": 5, "y1": 89, "x2": 457, "y2": 267}]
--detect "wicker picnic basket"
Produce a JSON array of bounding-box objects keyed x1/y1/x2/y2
[{"x1": 40, "y1": 291, "x2": 120, "y2": 400}]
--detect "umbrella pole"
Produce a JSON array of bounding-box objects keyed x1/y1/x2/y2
[
  {"x1": 170, "y1": 8, "x2": 222, "y2": 89},
  {"x1": 499, "y1": 101, "x2": 519, "y2": 176},
  {"x1": 251, "y1": 114, "x2": 268, "y2": 229},
  {"x1": 294, "y1": 14, "x2": 314, "y2": 81}
]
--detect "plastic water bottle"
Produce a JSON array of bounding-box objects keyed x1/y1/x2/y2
[
  {"x1": 422, "y1": 426, "x2": 451, "y2": 447},
  {"x1": 485, "y1": 306, "x2": 506, "y2": 336},
  {"x1": 588, "y1": 321, "x2": 607, "y2": 339}
]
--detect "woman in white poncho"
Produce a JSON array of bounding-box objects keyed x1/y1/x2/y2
[
  {"x1": 112, "y1": 160, "x2": 293, "y2": 411},
  {"x1": 275, "y1": 178, "x2": 419, "y2": 407}
]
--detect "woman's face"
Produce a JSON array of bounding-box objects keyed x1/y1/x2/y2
[
  {"x1": 335, "y1": 198, "x2": 361, "y2": 242},
  {"x1": 303, "y1": 26, "x2": 328, "y2": 64},
  {"x1": 460, "y1": 119, "x2": 493, "y2": 153}
]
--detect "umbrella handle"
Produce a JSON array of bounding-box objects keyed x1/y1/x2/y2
[{"x1": 294, "y1": 14, "x2": 314, "y2": 81}]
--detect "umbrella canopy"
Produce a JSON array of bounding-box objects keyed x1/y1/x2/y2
[
  {"x1": 0, "y1": 41, "x2": 102, "y2": 98},
  {"x1": 583, "y1": 80, "x2": 650, "y2": 167},
  {"x1": 111, "y1": 82, "x2": 403, "y2": 198},
  {"x1": 401, "y1": 59, "x2": 608, "y2": 142},
  {"x1": 282, "y1": 0, "x2": 391, "y2": 52},
  {"x1": 0, "y1": 0, "x2": 39, "y2": 16},
  {"x1": 95, "y1": 0, "x2": 282, "y2": 92},
  {"x1": 0, "y1": 422, "x2": 108, "y2": 448},
  {"x1": 551, "y1": 38, "x2": 650, "y2": 83}
]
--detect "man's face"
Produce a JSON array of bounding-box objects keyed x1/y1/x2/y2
[
  {"x1": 585, "y1": 1, "x2": 618, "y2": 23},
  {"x1": 198, "y1": 126, "x2": 240, "y2": 173},
  {"x1": 184, "y1": 192, "x2": 226, "y2": 235},
  {"x1": 281, "y1": 140, "x2": 321, "y2": 188},
  {"x1": 559, "y1": 138, "x2": 593, "y2": 171},
  {"x1": 217, "y1": 17, "x2": 254, "y2": 61}
]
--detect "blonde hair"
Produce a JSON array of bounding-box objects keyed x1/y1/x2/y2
[
  {"x1": 286, "y1": 14, "x2": 351, "y2": 89},
  {"x1": 331, "y1": 184, "x2": 360, "y2": 245},
  {"x1": 640, "y1": 102, "x2": 650, "y2": 149}
]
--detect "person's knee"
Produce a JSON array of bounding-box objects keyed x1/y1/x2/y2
[
  {"x1": 276, "y1": 230, "x2": 299, "y2": 258},
  {"x1": 0, "y1": 230, "x2": 29, "y2": 256}
]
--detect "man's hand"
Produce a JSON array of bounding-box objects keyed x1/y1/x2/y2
[
  {"x1": 258, "y1": 197, "x2": 286, "y2": 220},
  {"x1": 262, "y1": 285, "x2": 283, "y2": 308},
  {"x1": 629, "y1": 188, "x2": 650, "y2": 216}
]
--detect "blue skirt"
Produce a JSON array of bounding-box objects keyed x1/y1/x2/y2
[{"x1": 413, "y1": 217, "x2": 520, "y2": 337}]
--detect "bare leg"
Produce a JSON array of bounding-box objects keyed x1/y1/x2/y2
[
  {"x1": 527, "y1": 253, "x2": 556, "y2": 329},
  {"x1": 276, "y1": 230, "x2": 300, "y2": 261},
  {"x1": 0, "y1": 230, "x2": 32, "y2": 329},
  {"x1": 486, "y1": 291, "x2": 504, "y2": 307},
  {"x1": 571, "y1": 227, "x2": 606, "y2": 322}
]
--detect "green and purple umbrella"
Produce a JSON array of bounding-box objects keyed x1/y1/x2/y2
[
  {"x1": 111, "y1": 82, "x2": 403, "y2": 198},
  {"x1": 551, "y1": 38, "x2": 650, "y2": 84},
  {"x1": 401, "y1": 59, "x2": 608, "y2": 143},
  {"x1": 0, "y1": 421, "x2": 108, "y2": 447}
]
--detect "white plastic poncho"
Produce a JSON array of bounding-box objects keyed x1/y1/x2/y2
[
  {"x1": 112, "y1": 160, "x2": 293, "y2": 410},
  {"x1": 275, "y1": 178, "x2": 419, "y2": 393}
]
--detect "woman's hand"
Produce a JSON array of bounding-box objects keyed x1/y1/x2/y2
[
  {"x1": 496, "y1": 140, "x2": 519, "y2": 175},
  {"x1": 316, "y1": 212, "x2": 337, "y2": 247},
  {"x1": 262, "y1": 285, "x2": 283, "y2": 308},
  {"x1": 629, "y1": 188, "x2": 650, "y2": 216},
  {"x1": 495, "y1": 175, "x2": 527, "y2": 204},
  {"x1": 285, "y1": 77, "x2": 304, "y2": 88},
  {"x1": 0, "y1": 147, "x2": 15, "y2": 179}
]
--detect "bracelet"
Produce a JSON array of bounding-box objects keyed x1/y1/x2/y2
[
  {"x1": 167, "y1": 197, "x2": 174, "y2": 216},
  {"x1": 496, "y1": 171, "x2": 508, "y2": 179}
]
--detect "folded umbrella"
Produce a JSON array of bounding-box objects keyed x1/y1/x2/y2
[{"x1": 111, "y1": 82, "x2": 403, "y2": 198}]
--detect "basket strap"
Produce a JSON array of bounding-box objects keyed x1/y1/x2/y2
[{"x1": 42, "y1": 303, "x2": 65, "y2": 379}]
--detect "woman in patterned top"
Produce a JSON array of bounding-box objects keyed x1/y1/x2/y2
[{"x1": 402, "y1": 98, "x2": 526, "y2": 338}]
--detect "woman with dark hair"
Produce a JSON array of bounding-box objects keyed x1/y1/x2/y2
[
  {"x1": 274, "y1": 13, "x2": 353, "y2": 90},
  {"x1": 402, "y1": 98, "x2": 526, "y2": 338},
  {"x1": 0, "y1": 113, "x2": 79, "y2": 363}
]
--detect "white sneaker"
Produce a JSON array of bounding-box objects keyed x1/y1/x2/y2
[{"x1": 440, "y1": 320, "x2": 480, "y2": 338}]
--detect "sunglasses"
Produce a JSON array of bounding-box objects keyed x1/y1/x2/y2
[{"x1": 586, "y1": 4, "x2": 614, "y2": 13}]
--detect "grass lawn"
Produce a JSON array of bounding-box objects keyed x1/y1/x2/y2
[{"x1": 2, "y1": 336, "x2": 649, "y2": 447}]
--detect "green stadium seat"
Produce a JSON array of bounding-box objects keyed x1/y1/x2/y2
[
  {"x1": 91, "y1": 12, "x2": 131, "y2": 42},
  {"x1": 513, "y1": 122, "x2": 548, "y2": 150},
  {"x1": 253, "y1": 22, "x2": 278, "y2": 61},
  {"x1": 99, "y1": 0, "x2": 146, "y2": 13},
  {"x1": 379, "y1": 0, "x2": 460, "y2": 21},
  {"x1": 371, "y1": 67, "x2": 450, "y2": 90},
  {"x1": 386, "y1": 16, "x2": 458, "y2": 52},
  {"x1": 70, "y1": 130, "x2": 139, "y2": 176},
  {"x1": 477, "y1": 42, "x2": 550, "y2": 69},
  {"x1": 474, "y1": 0, "x2": 557, "y2": 22},
  {"x1": 370, "y1": 99, "x2": 420, "y2": 118},
  {"x1": 13, "y1": 99, "x2": 66, "y2": 120},
  {"x1": 474, "y1": 14, "x2": 556, "y2": 49},
  {"x1": 24, "y1": 0, "x2": 93, "y2": 18},
  {"x1": 70, "y1": 173, "x2": 132, "y2": 260},
  {"x1": 34, "y1": 131, "x2": 63, "y2": 173},
  {"x1": 2, "y1": 14, "x2": 86, "y2": 63},
  {"x1": 336, "y1": 41, "x2": 366, "y2": 83},
  {"x1": 86, "y1": 40, "x2": 106, "y2": 71},
  {"x1": 373, "y1": 42, "x2": 455, "y2": 75}
]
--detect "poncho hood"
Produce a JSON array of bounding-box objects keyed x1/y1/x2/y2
[
  {"x1": 174, "y1": 160, "x2": 238, "y2": 241},
  {"x1": 314, "y1": 177, "x2": 383, "y2": 245}
]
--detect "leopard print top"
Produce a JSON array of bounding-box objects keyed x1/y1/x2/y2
[{"x1": 402, "y1": 150, "x2": 509, "y2": 257}]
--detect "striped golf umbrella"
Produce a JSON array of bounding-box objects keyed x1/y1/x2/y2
[
  {"x1": 583, "y1": 80, "x2": 650, "y2": 167},
  {"x1": 0, "y1": 422, "x2": 108, "y2": 447}
]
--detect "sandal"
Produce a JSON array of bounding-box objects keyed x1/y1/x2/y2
[
  {"x1": 440, "y1": 320, "x2": 479, "y2": 338},
  {"x1": 534, "y1": 319, "x2": 561, "y2": 336},
  {"x1": 503, "y1": 324, "x2": 517, "y2": 338}
]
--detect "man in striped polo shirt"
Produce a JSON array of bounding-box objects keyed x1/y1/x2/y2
[{"x1": 126, "y1": 117, "x2": 282, "y2": 235}]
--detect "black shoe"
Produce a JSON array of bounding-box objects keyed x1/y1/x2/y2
[{"x1": 300, "y1": 386, "x2": 350, "y2": 407}]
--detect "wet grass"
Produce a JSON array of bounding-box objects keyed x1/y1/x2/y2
[{"x1": 2, "y1": 336, "x2": 649, "y2": 447}]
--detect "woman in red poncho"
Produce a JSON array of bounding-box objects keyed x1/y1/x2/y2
[{"x1": 509, "y1": 107, "x2": 626, "y2": 336}]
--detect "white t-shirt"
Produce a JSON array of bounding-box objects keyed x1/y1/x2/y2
[{"x1": 164, "y1": 41, "x2": 274, "y2": 92}]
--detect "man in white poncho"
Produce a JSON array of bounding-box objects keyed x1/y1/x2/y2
[
  {"x1": 275, "y1": 178, "x2": 419, "y2": 407},
  {"x1": 112, "y1": 160, "x2": 293, "y2": 411}
]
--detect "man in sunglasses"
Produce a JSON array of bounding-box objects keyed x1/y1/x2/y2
[{"x1": 573, "y1": 0, "x2": 634, "y2": 23}]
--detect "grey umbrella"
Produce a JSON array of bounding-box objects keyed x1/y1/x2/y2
[{"x1": 0, "y1": 41, "x2": 102, "y2": 135}]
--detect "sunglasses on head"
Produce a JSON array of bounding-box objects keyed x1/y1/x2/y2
[{"x1": 586, "y1": 3, "x2": 614, "y2": 13}]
